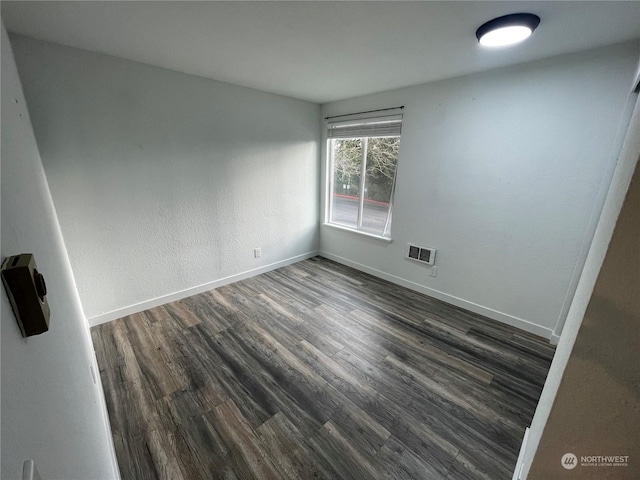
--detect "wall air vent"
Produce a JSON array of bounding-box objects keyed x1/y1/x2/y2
[{"x1": 405, "y1": 243, "x2": 436, "y2": 266}]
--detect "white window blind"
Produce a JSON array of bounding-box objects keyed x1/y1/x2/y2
[
  {"x1": 325, "y1": 109, "x2": 403, "y2": 239},
  {"x1": 326, "y1": 114, "x2": 403, "y2": 139}
]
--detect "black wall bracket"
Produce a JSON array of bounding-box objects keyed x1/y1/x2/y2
[{"x1": 1, "y1": 253, "x2": 50, "y2": 337}]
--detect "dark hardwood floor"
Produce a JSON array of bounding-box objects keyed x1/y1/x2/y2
[{"x1": 91, "y1": 256, "x2": 555, "y2": 480}]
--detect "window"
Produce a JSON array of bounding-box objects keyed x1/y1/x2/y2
[{"x1": 326, "y1": 114, "x2": 402, "y2": 238}]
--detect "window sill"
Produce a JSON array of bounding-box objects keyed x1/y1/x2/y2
[{"x1": 322, "y1": 223, "x2": 393, "y2": 243}]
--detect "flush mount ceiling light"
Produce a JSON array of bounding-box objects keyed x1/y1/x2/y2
[{"x1": 476, "y1": 13, "x2": 540, "y2": 47}]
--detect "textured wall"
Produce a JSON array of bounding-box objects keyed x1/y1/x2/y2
[
  {"x1": 10, "y1": 35, "x2": 320, "y2": 322},
  {"x1": 1, "y1": 24, "x2": 118, "y2": 479},
  {"x1": 320, "y1": 41, "x2": 639, "y2": 339}
]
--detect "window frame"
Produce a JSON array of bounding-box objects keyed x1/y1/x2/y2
[{"x1": 325, "y1": 118, "x2": 401, "y2": 240}]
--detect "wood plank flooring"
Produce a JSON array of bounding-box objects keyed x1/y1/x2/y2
[{"x1": 91, "y1": 256, "x2": 555, "y2": 480}]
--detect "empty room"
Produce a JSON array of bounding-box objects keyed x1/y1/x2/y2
[{"x1": 1, "y1": 1, "x2": 639, "y2": 479}]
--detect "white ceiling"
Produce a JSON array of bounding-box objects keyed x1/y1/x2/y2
[{"x1": 2, "y1": 1, "x2": 639, "y2": 103}]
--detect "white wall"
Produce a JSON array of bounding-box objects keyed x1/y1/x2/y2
[
  {"x1": 1, "y1": 23, "x2": 118, "y2": 479},
  {"x1": 9, "y1": 35, "x2": 320, "y2": 324},
  {"x1": 320, "y1": 41, "x2": 639, "y2": 339}
]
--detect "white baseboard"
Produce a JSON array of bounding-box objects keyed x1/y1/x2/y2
[
  {"x1": 319, "y1": 251, "x2": 554, "y2": 341},
  {"x1": 89, "y1": 248, "x2": 554, "y2": 342},
  {"x1": 550, "y1": 333, "x2": 561, "y2": 345},
  {"x1": 91, "y1": 351, "x2": 121, "y2": 480},
  {"x1": 88, "y1": 251, "x2": 319, "y2": 327},
  {"x1": 512, "y1": 427, "x2": 531, "y2": 480}
]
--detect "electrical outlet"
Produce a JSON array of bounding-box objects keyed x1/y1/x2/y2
[
  {"x1": 254, "y1": 248, "x2": 261, "y2": 258},
  {"x1": 429, "y1": 266, "x2": 438, "y2": 277}
]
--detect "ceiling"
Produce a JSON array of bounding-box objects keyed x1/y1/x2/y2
[{"x1": 2, "y1": 1, "x2": 639, "y2": 103}]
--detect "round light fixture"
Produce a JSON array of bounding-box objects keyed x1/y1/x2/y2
[{"x1": 476, "y1": 13, "x2": 540, "y2": 47}]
